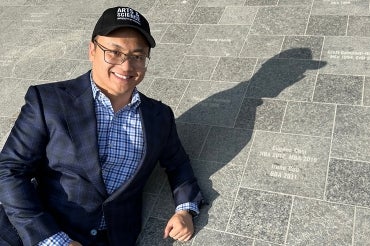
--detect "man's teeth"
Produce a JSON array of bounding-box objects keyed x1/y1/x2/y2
[{"x1": 114, "y1": 73, "x2": 131, "y2": 79}]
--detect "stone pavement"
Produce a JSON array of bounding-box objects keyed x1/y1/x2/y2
[{"x1": 1, "y1": 0, "x2": 370, "y2": 245}]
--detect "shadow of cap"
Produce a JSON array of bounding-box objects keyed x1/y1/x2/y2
[{"x1": 268, "y1": 47, "x2": 327, "y2": 70}]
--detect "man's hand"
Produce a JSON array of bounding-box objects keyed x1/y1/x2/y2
[
  {"x1": 69, "y1": 241, "x2": 82, "y2": 246},
  {"x1": 163, "y1": 210, "x2": 194, "y2": 242}
]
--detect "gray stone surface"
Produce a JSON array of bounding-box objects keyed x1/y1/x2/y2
[
  {"x1": 1, "y1": 1, "x2": 369, "y2": 245},
  {"x1": 287, "y1": 197, "x2": 354, "y2": 245}
]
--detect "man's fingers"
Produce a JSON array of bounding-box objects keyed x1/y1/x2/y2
[
  {"x1": 69, "y1": 241, "x2": 82, "y2": 246},
  {"x1": 177, "y1": 232, "x2": 192, "y2": 242},
  {"x1": 163, "y1": 222, "x2": 173, "y2": 238}
]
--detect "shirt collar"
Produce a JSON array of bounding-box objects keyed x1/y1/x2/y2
[{"x1": 89, "y1": 71, "x2": 141, "y2": 110}]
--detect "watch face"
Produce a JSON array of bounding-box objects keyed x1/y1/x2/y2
[{"x1": 188, "y1": 210, "x2": 197, "y2": 217}]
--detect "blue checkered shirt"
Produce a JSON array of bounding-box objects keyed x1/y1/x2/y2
[{"x1": 38, "y1": 77, "x2": 198, "y2": 245}]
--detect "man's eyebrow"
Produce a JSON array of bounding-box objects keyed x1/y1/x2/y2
[{"x1": 110, "y1": 43, "x2": 146, "y2": 53}]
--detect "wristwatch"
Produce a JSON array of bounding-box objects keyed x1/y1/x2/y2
[{"x1": 186, "y1": 209, "x2": 198, "y2": 218}]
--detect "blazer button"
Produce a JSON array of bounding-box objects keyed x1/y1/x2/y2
[{"x1": 90, "y1": 229, "x2": 98, "y2": 236}]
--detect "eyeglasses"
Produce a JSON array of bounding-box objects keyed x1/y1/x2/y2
[{"x1": 93, "y1": 40, "x2": 150, "y2": 68}]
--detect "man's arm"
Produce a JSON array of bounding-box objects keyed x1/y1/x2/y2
[
  {"x1": 0, "y1": 86, "x2": 60, "y2": 245},
  {"x1": 159, "y1": 106, "x2": 204, "y2": 241}
]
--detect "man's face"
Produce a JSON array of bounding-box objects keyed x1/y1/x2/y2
[{"x1": 89, "y1": 28, "x2": 150, "y2": 100}]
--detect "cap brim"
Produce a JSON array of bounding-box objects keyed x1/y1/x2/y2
[{"x1": 94, "y1": 25, "x2": 156, "y2": 48}]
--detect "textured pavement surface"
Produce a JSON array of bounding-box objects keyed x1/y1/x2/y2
[{"x1": 1, "y1": 0, "x2": 370, "y2": 245}]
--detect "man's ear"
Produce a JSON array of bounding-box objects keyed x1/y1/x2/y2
[{"x1": 88, "y1": 41, "x2": 96, "y2": 62}]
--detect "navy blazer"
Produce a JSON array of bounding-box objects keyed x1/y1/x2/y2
[{"x1": 0, "y1": 71, "x2": 203, "y2": 246}]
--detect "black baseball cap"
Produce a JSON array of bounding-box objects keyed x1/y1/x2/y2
[{"x1": 92, "y1": 7, "x2": 156, "y2": 48}]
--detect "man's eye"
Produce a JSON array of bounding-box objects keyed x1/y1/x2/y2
[
  {"x1": 109, "y1": 50, "x2": 122, "y2": 56},
  {"x1": 133, "y1": 55, "x2": 145, "y2": 61}
]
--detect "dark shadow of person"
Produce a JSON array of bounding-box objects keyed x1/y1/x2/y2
[{"x1": 173, "y1": 48, "x2": 327, "y2": 235}]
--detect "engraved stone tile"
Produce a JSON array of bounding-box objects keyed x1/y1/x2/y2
[
  {"x1": 176, "y1": 123, "x2": 210, "y2": 159},
  {"x1": 187, "y1": 7, "x2": 224, "y2": 24},
  {"x1": 245, "y1": 0, "x2": 278, "y2": 5},
  {"x1": 211, "y1": 57, "x2": 256, "y2": 82},
  {"x1": 287, "y1": 197, "x2": 354, "y2": 245},
  {"x1": 239, "y1": 35, "x2": 284, "y2": 58},
  {"x1": 146, "y1": 43, "x2": 186, "y2": 78},
  {"x1": 235, "y1": 98, "x2": 286, "y2": 131},
  {"x1": 348, "y1": 16, "x2": 370, "y2": 37},
  {"x1": 160, "y1": 24, "x2": 199, "y2": 44},
  {"x1": 187, "y1": 25, "x2": 250, "y2": 57},
  {"x1": 331, "y1": 105, "x2": 370, "y2": 162},
  {"x1": 245, "y1": 57, "x2": 321, "y2": 101},
  {"x1": 175, "y1": 56, "x2": 219, "y2": 80},
  {"x1": 199, "y1": 127, "x2": 253, "y2": 165},
  {"x1": 313, "y1": 74, "x2": 364, "y2": 105},
  {"x1": 146, "y1": 0, "x2": 198, "y2": 23},
  {"x1": 241, "y1": 131, "x2": 331, "y2": 198},
  {"x1": 145, "y1": 78, "x2": 189, "y2": 108},
  {"x1": 326, "y1": 158, "x2": 370, "y2": 207},
  {"x1": 176, "y1": 81, "x2": 248, "y2": 127},
  {"x1": 306, "y1": 15, "x2": 348, "y2": 36},
  {"x1": 319, "y1": 36, "x2": 370, "y2": 76},
  {"x1": 193, "y1": 229, "x2": 253, "y2": 246},
  {"x1": 354, "y1": 207, "x2": 370, "y2": 245},
  {"x1": 198, "y1": 0, "x2": 246, "y2": 7},
  {"x1": 250, "y1": 6, "x2": 310, "y2": 35},
  {"x1": 227, "y1": 188, "x2": 292, "y2": 244},
  {"x1": 311, "y1": 0, "x2": 370, "y2": 16},
  {"x1": 219, "y1": 6, "x2": 258, "y2": 25},
  {"x1": 281, "y1": 102, "x2": 335, "y2": 137},
  {"x1": 364, "y1": 77, "x2": 370, "y2": 106},
  {"x1": 280, "y1": 36, "x2": 324, "y2": 60},
  {"x1": 9, "y1": 5, "x2": 62, "y2": 29}
]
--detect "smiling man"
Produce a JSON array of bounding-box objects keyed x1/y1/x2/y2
[{"x1": 0, "y1": 6, "x2": 203, "y2": 246}]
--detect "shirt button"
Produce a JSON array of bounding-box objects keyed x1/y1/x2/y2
[{"x1": 90, "y1": 229, "x2": 98, "y2": 236}]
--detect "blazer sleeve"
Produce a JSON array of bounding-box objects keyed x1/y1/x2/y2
[
  {"x1": 158, "y1": 106, "x2": 204, "y2": 208},
  {"x1": 0, "y1": 86, "x2": 61, "y2": 245}
]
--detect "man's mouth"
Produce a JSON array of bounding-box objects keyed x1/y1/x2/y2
[{"x1": 113, "y1": 72, "x2": 133, "y2": 80}]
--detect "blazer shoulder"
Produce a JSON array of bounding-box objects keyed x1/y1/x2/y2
[
  {"x1": 139, "y1": 92, "x2": 173, "y2": 115},
  {"x1": 31, "y1": 71, "x2": 91, "y2": 96}
]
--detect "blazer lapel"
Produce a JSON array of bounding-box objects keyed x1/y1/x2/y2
[{"x1": 58, "y1": 71, "x2": 107, "y2": 198}]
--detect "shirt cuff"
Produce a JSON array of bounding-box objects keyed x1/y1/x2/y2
[
  {"x1": 37, "y1": 231, "x2": 72, "y2": 246},
  {"x1": 175, "y1": 202, "x2": 199, "y2": 217}
]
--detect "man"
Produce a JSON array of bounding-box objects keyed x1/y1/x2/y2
[{"x1": 0, "y1": 6, "x2": 203, "y2": 246}]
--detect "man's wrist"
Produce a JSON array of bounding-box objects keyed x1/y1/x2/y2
[
  {"x1": 37, "y1": 231, "x2": 72, "y2": 246},
  {"x1": 175, "y1": 202, "x2": 199, "y2": 218}
]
